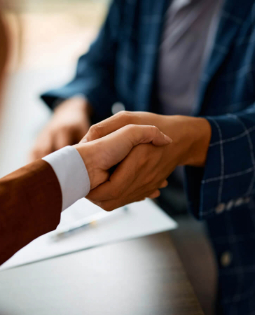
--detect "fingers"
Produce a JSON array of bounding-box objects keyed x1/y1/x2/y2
[
  {"x1": 87, "y1": 176, "x2": 168, "y2": 210},
  {"x1": 30, "y1": 98, "x2": 91, "y2": 162},
  {"x1": 29, "y1": 129, "x2": 74, "y2": 162},
  {"x1": 147, "y1": 180, "x2": 168, "y2": 199},
  {"x1": 81, "y1": 113, "x2": 172, "y2": 146},
  {"x1": 88, "y1": 179, "x2": 167, "y2": 211},
  {"x1": 81, "y1": 111, "x2": 133, "y2": 143},
  {"x1": 160, "y1": 180, "x2": 168, "y2": 189},
  {"x1": 126, "y1": 125, "x2": 172, "y2": 147},
  {"x1": 88, "y1": 188, "x2": 161, "y2": 212},
  {"x1": 86, "y1": 178, "x2": 126, "y2": 202},
  {"x1": 77, "y1": 125, "x2": 172, "y2": 179},
  {"x1": 54, "y1": 130, "x2": 74, "y2": 150},
  {"x1": 29, "y1": 132, "x2": 53, "y2": 162},
  {"x1": 147, "y1": 181, "x2": 168, "y2": 199},
  {"x1": 148, "y1": 190, "x2": 161, "y2": 199}
]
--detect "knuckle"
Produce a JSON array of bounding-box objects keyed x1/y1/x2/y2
[
  {"x1": 150, "y1": 125, "x2": 159, "y2": 135},
  {"x1": 116, "y1": 110, "x2": 132, "y2": 122},
  {"x1": 124, "y1": 124, "x2": 136, "y2": 132},
  {"x1": 59, "y1": 125, "x2": 71, "y2": 134},
  {"x1": 137, "y1": 152, "x2": 150, "y2": 167},
  {"x1": 116, "y1": 110, "x2": 126, "y2": 118},
  {"x1": 89, "y1": 124, "x2": 102, "y2": 138}
]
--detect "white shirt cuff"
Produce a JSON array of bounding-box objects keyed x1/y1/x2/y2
[{"x1": 42, "y1": 146, "x2": 90, "y2": 211}]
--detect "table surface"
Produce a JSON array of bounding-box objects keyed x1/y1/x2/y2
[
  {"x1": 0, "y1": 70, "x2": 202, "y2": 315},
  {"x1": 0, "y1": 232, "x2": 204, "y2": 315}
]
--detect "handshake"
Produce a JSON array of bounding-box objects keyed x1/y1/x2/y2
[
  {"x1": 31, "y1": 106, "x2": 211, "y2": 212},
  {"x1": 75, "y1": 112, "x2": 172, "y2": 211}
]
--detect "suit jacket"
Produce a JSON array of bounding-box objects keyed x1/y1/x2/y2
[
  {"x1": 0, "y1": 160, "x2": 62, "y2": 265},
  {"x1": 42, "y1": 0, "x2": 255, "y2": 313}
]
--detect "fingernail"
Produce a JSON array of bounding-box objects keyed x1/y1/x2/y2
[{"x1": 164, "y1": 134, "x2": 173, "y2": 143}]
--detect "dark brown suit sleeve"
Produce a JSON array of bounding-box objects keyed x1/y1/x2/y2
[{"x1": 0, "y1": 160, "x2": 62, "y2": 265}]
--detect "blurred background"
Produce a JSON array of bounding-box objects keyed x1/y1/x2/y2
[
  {"x1": 0, "y1": 0, "x2": 109, "y2": 176},
  {"x1": 0, "y1": 1, "x2": 217, "y2": 314},
  {"x1": 7, "y1": 0, "x2": 109, "y2": 72}
]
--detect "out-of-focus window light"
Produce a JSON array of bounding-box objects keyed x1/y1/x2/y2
[
  {"x1": 4, "y1": 0, "x2": 110, "y2": 73},
  {"x1": 0, "y1": 0, "x2": 110, "y2": 176}
]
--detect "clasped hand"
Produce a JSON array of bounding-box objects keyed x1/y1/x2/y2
[
  {"x1": 75, "y1": 123, "x2": 172, "y2": 211},
  {"x1": 77, "y1": 111, "x2": 211, "y2": 211}
]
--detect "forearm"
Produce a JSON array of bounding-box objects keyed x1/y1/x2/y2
[
  {"x1": 0, "y1": 146, "x2": 91, "y2": 265},
  {"x1": 185, "y1": 107, "x2": 255, "y2": 220},
  {"x1": 162, "y1": 115, "x2": 212, "y2": 167},
  {"x1": 54, "y1": 96, "x2": 93, "y2": 117},
  {"x1": 0, "y1": 160, "x2": 62, "y2": 265}
]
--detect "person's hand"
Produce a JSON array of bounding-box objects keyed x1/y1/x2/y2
[
  {"x1": 82, "y1": 111, "x2": 211, "y2": 167},
  {"x1": 83, "y1": 112, "x2": 211, "y2": 211},
  {"x1": 86, "y1": 143, "x2": 174, "y2": 211},
  {"x1": 29, "y1": 97, "x2": 92, "y2": 161},
  {"x1": 75, "y1": 124, "x2": 172, "y2": 193}
]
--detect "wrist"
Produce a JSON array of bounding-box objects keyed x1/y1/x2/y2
[
  {"x1": 166, "y1": 116, "x2": 211, "y2": 167},
  {"x1": 74, "y1": 143, "x2": 95, "y2": 189},
  {"x1": 54, "y1": 96, "x2": 92, "y2": 117},
  {"x1": 74, "y1": 143, "x2": 107, "y2": 190}
]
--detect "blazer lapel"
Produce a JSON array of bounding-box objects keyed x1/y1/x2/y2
[{"x1": 195, "y1": 0, "x2": 254, "y2": 115}]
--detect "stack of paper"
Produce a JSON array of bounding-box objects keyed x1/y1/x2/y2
[{"x1": 1, "y1": 198, "x2": 177, "y2": 270}]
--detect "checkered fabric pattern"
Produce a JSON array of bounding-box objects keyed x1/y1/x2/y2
[{"x1": 42, "y1": 0, "x2": 255, "y2": 313}]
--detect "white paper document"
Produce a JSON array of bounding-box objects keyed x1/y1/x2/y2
[{"x1": 1, "y1": 198, "x2": 177, "y2": 270}]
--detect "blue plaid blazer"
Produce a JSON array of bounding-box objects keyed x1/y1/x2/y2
[{"x1": 43, "y1": 0, "x2": 255, "y2": 313}]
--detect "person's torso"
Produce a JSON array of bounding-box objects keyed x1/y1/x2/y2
[
  {"x1": 113, "y1": 0, "x2": 255, "y2": 312},
  {"x1": 157, "y1": 0, "x2": 223, "y2": 117},
  {"x1": 114, "y1": 0, "x2": 255, "y2": 118}
]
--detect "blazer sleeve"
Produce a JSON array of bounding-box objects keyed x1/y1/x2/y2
[
  {"x1": 185, "y1": 104, "x2": 255, "y2": 220},
  {"x1": 41, "y1": 0, "x2": 123, "y2": 122},
  {"x1": 0, "y1": 160, "x2": 62, "y2": 265}
]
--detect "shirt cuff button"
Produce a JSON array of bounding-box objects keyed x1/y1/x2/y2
[
  {"x1": 226, "y1": 200, "x2": 234, "y2": 211},
  {"x1": 221, "y1": 251, "x2": 232, "y2": 267},
  {"x1": 235, "y1": 198, "x2": 244, "y2": 207},
  {"x1": 215, "y1": 203, "x2": 225, "y2": 214}
]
